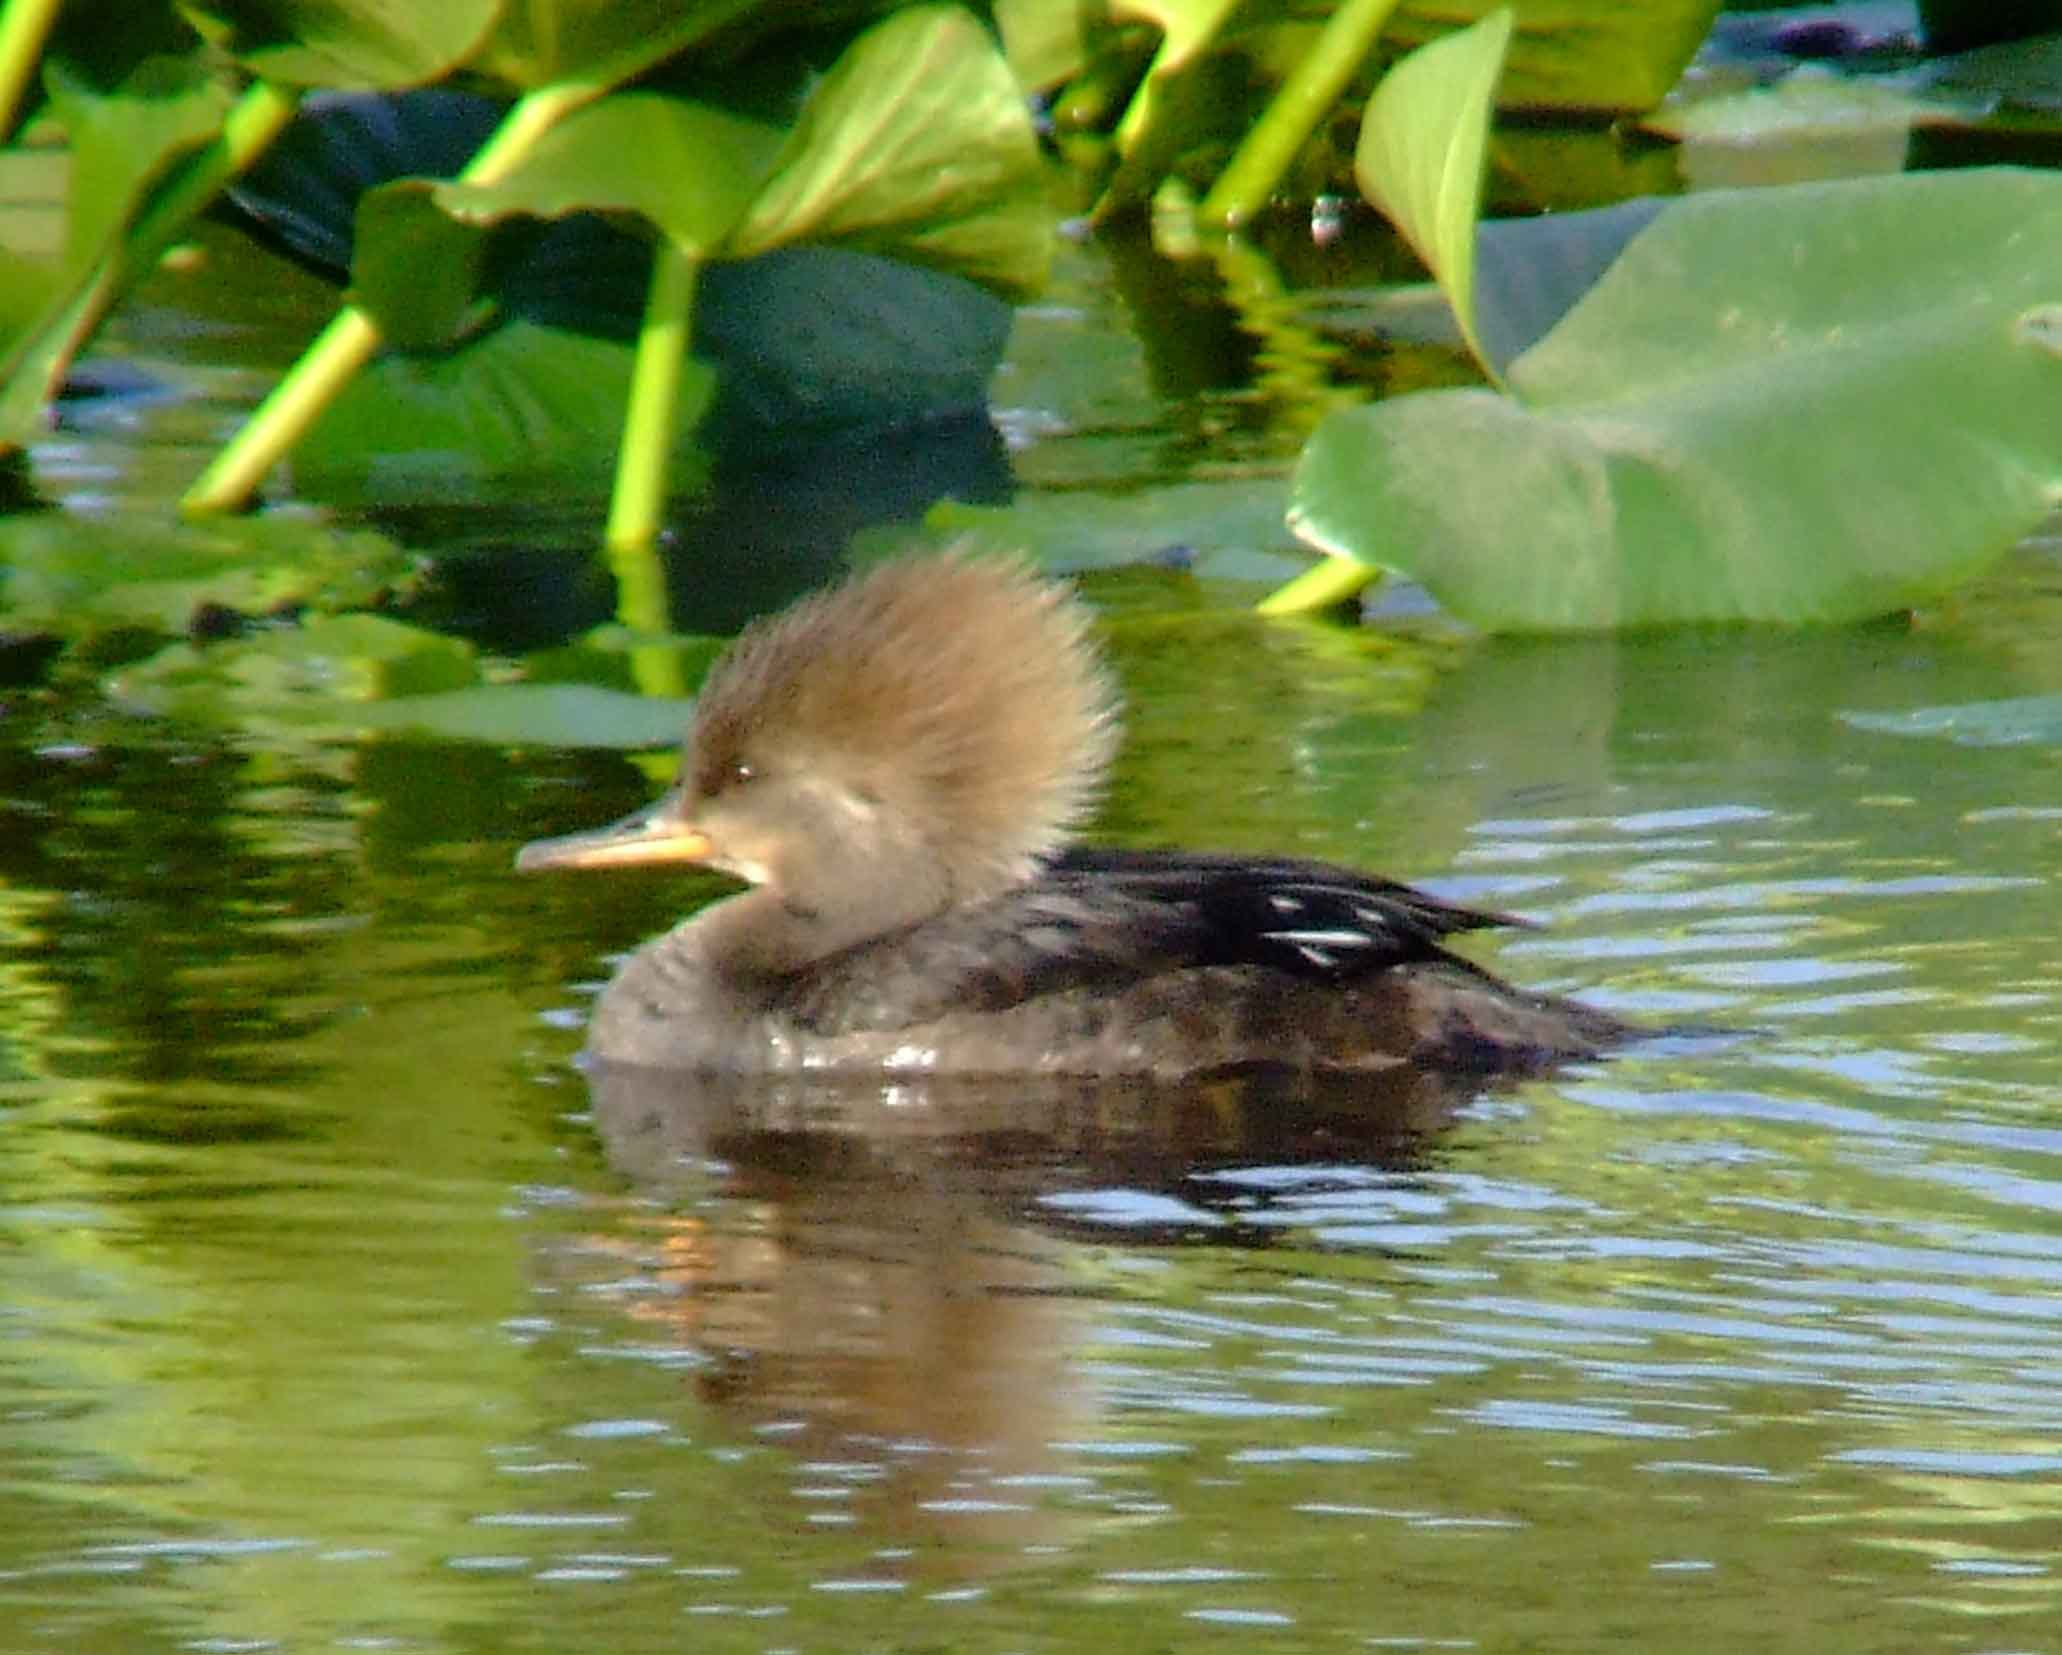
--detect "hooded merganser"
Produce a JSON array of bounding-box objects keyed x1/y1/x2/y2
[{"x1": 517, "y1": 554, "x2": 1629, "y2": 1076}]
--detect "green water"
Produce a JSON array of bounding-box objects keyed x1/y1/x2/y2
[{"x1": 3, "y1": 227, "x2": 2061, "y2": 1655}]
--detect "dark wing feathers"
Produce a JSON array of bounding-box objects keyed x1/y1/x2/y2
[
  {"x1": 790, "y1": 848, "x2": 1533, "y2": 1032},
  {"x1": 1049, "y1": 848, "x2": 1529, "y2": 983}
]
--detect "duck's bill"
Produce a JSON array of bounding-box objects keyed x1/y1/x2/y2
[{"x1": 515, "y1": 807, "x2": 712, "y2": 872}]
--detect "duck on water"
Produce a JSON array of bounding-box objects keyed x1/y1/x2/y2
[{"x1": 517, "y1": 554, "x2": 1631, "y2": 1077}]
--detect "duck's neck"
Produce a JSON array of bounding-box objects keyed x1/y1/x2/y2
[{"x1": 691, "y1": 864, "x2": 956, "y2": 981}]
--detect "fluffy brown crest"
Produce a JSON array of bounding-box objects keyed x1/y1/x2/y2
[{"x1": 687, "y1": 553, "x2": 1121, "y2": 895}]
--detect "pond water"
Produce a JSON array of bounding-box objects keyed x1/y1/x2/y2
[{"x1": 3, "y1": 219, "x2": 2061, "y2": 1654}]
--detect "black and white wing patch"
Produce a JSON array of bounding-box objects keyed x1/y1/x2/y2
[{"x1": 1055, "y1": 849, "x2": 1531, "y2": 985}]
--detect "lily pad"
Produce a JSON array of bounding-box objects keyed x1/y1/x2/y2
[
  {"x1": 1472, "y1": 198, "x2": 1666, "y2": 373},
  {"x1": 178, "y1": 0, "x2": 500, "y2": 88},
  {"x1": 0, "y1": 512, "x2": 421, "y2": 641},
  {"x1": 469, "y1": 0, "x2": 789, "y2": 93},
  {"x1": 1916, "y1": 32, "x2": 2062, "y2": 113},
  {"x1": 1643, "y1": 72, "x2": 1962, "y2": 145},
  {"x1": 0, "y1": 53, "x2": 232, "y2": 448},
  {"x1": 1385, "y1": 0, "x2": 1719, "y2": 114},
  {"x1": 1355, "y1": 7, "x2": 1513, "y2": 380},
  {"x1": 881, "y1": 477, "x2": 1308, "y2": 586},
  {"x1": 107, "y1": 614, "x2": 479, "y2": 726},
  {"x1": 1843, "y1": 696, "x2": 2062, "y2": 747},
  {"x1": 725, "y1": 5, "x2": 1053, "y2": 301},
  {"x1": 354, "y1": 682, "x2": 699, "y2": 748},
  {"x1": 351, "y1": 95, "x2": 786, "y2": 346},
  {"x1": 1291, "y1": 168, "x2": 2062, "y2": 631},
  {"x1": 347, "y1": 92, "x2": 782, "y2": 346},
  {"x1": 294, "y1": 317, "x2": 715, "y2": 503}
]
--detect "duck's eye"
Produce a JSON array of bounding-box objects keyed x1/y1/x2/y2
[{"x1": 697, "y1": 755, "x2": 760, "y2": 797}]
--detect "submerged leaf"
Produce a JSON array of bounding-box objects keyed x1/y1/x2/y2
[{"x1": 1291, "y1": 169, "x2": 2062, "y2": 631}]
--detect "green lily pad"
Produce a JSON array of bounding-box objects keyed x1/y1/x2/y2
[
  {"x1": 1644, "y1": 72, "x2": 1963, "y2": 145},
  {"x1": 107, "y1": 614, "x2": 479, "y2": 727},
  {"x1": 878, "y1": 476, "x2": 1308, "y2": 586},
  {"x1": 0, "y1": 53, "x2": 231, "y2": 448},
  {"x1": 355, "y1": 683, "x2": 699, "y2": 747},
  {"x1": 470, "y1": 0, "x2": 787, "y2": 92},
  {"x1": 47, "y1": 53, "x2": 230, "y2": 272},
  {"x1": 726, "y1": 5, "x2": 1053, "y2": 301},
  {"x1": 294, "y1": 317, "x2": 715, "y2": 504},
  {"x1": 0, "y1": 512, "x2": 421, "y2": 642},
  {"x1": 178, "y1": 0, "x2": 500, "y2": 88},
  {"x1": 1355, "y1": 8, "x2": 1512, "y2": 381},
  {"x1": 349, "y1": 95, "x2": 787, "y2": 347},
  {"x1": 1385, "y1": 0, "x2": 1718, "y2": 114},
  {"x1": 1472, "y1": 198, "x2": 1666, "y2": 372},
  {"x1": 526, "y1": 624, "x2": 728, "y2": 694},
  {"x1": 1291, "y1": 168, "x2": 2062, "y2": 631},
  {"x1": 1843, "y1": 696, "x2": 2062, "y2": 747},
  {"x1": 349, "y1": 93, "x2": 783, "y2": 345},
  {"x1": 407, "y1": 94, "x2": 783, "y2": 253},
  {"x1": 994, "y1": 0, "x2": 1094, "y2": 91},
  {"x1": 1917, "y1": 31, "x2": 2062, "y2": 113}
]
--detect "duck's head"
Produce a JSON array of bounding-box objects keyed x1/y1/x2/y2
[{"x1": 517, "y1": 553, "x2": 1120, "y2": 973}]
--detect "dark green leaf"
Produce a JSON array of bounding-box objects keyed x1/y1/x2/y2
[
  {"x1": 470, "y1": 0, "x2": 813, "y2": 93},
  {"x1": 1916, "y1": 31, "x2": 2062, "y2": 113},
  {"x1": 294, "y1": 318, "x2": 716, "y2": 504},
  {"x1": 48, "y1": 53, "x2": 230, "y2": 272},
  {"x1": 349, "y1": 178, "x2": 493, "y2": 347},
  {"x1": 177, "y1": 0, "x2": 500, "y2": 89}
]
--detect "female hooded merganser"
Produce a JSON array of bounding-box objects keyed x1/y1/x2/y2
[{"x1": 517, "y1": 554, "x2": 1629, "y2": 1076}]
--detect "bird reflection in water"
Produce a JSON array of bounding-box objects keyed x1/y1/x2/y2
[{"x1": 550, "y1": 1059, "x2": 1513, "y2": 1576}]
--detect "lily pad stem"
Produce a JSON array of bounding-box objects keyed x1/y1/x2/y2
[
  {"x1": 134, "y1": 78, "x2": 300, "y2": 264},
  {"x1": 0, "y1": 0, "x2": 61, "y2": 144},
  {"x1": 182, "y1": 80, "x2": 605, "y2": 515},
  {"x1": 1199, "y1": 0, "x2": 1402, "y2": 231},
  {"x1": 1111, "y1": 3, "x2": 1240, "y2": 158},
  {"x1": 1256, "y1": 553, "x2": 1379, "y2": 617},
  {"x1": 605, "y1": 239, "x2": 697, "y2": 699},
  {"x1": 606, "y1": 238, "x2": 697, "y2": 567}
]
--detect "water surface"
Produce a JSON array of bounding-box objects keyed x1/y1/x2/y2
[{"x1": 3, "y1": 221, "x2": 2060, "y2": 1655}]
